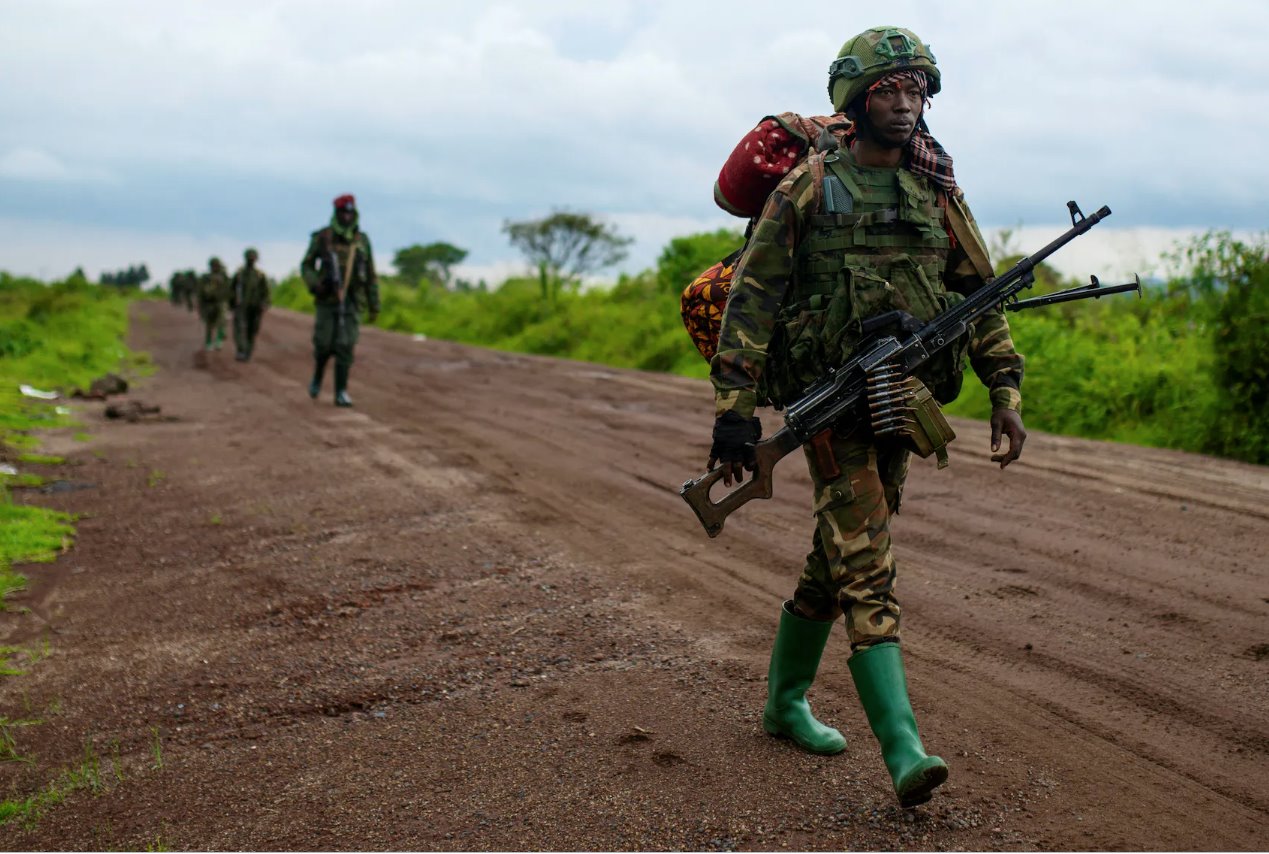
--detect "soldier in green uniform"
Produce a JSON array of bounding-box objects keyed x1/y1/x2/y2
[
  {"x1": 168, "y1": 270, "x2": 183, "y2": 306},
  {"x1": 708, "y1": 27, "x2": 1027, "y2": 808},
  {"x1": 197, "y1": 257, "x2": 231, "y2": 351},
  {"x1": 300, "y1": 194, "x2": 379, "y2": 407},
  {"x1": 182, "y1": 269, "x2": 196, "y2": 311},
  {"x1": 230, "y1": 248, "x2": 271, "y2": 362}
]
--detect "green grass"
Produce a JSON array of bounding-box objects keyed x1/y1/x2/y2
[
  {"x1": 0, "y1": 639, "x2": 52, "y2": 676},
  {"x1": 0, "y1": 272, "x2": 140, "y2": 609},
  {"x1": 16, "y1": 453, "x2": 65, "y2": 466},
  {"x1": 0, "y1": 740, "x2": 109, "y2": 827},
  {"x1": 0, "y1": 500, "x2": 74, "y2": 608},
  {"x1": 0, "y1": 472, "x2": 45, "y2": 489}
]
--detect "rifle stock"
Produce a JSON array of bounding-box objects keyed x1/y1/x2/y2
[{"x1": 679, "y1": 427, "x2": 802, "y2": 537}]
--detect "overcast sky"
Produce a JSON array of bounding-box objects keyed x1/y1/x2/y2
[{"x1": 2, "y1": 0, "x2": 1266, "y2": 285}]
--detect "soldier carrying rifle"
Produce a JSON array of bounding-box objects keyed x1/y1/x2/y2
[
  {"x1": 690, "y1": 24, "x2": 1141, "y2": 808},
  {"x1": 301, "y1": 194, "x2": 380, "y2": 407},
  {"x1": 230, "y1": 247, "x2": 271, "y2": 362},
  {"x1": 705, "y1": 26, "x2": 1025, "y2": 808}
]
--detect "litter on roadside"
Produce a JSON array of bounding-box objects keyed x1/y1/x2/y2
[{"x1": 19, "y1": 384, "x2": 59, "y2": 400}]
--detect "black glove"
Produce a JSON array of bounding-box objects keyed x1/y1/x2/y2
[{"x1": 710, "y1": 410, "x2": 762, "y2": 470}]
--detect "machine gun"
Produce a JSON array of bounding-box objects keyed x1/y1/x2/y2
[{"x1": 680, "y1": 201, "x2": 1141, "y2": 538}]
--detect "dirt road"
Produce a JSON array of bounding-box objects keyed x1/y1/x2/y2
[{"x1": 2, "y1": 302, "x2": 1266, "y2": 850}]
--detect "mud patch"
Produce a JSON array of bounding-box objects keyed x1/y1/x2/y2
[
  {"x1": 993, "y1": 584, "x2": 1041, "y2": 598},
  {"x1": 38, "y1": 480, "x2": 96, "y2": 494}
]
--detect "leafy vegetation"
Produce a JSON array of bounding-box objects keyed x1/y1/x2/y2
[
  {"x1": 99, "y1": 264, "x2": 150, "y2": 289},
  {"x1": 945, "y1": 231, "x2": 1268, "y2": 463},
  {"x1": 0, "y1": 272, "x2": 141, "y2": 607},
  {"x1": 503, "y1": 210, "x2": 634, "y2": 301},
  {"x1": 247, "y1": 226, "x2": 1269, "y2": 465},
  {"x1": 392, "y1": 242, "x2": 469, "y2": 288}
]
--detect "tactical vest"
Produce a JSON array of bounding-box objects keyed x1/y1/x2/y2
[
  {"x1": 765, "y1": 150, "x2": 967, "y2": 407},
  {"x1": 235, "y1": 268, "x2": 269, "y2": 307},
  {"x1": 199, "y1": 271, "x2": 229, "y2": 304},
  {"x1": 313, "y1": 228, "x2": 371, "y2": 307}
]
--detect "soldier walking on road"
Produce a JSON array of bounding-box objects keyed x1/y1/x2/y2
[
  {"x1": 707, "y1": 27, "x2": 1027, "y2": 808},
  {"x1": 197, "y1": 257, "x2": 231, "y2": 351},
  {"x1": 168, "y1": 270, "x2": 183, "y2": 306},
  {"x1": 182, "y1": 269, "x2": 196, "y2": 311},
  {"x1": 231, "y1": 248, "x2": 271, "y2": 362},
  {"x1": 300, "y1": 194, "x2": 379, "y2": 407}
]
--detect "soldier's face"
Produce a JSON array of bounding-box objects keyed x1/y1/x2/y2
[
  {"x1": 865, "y1": 78, "x2": 924, "y2": 147},
  {"x1": 336, "y1": 208, "x2": 355, "y2": 227}
]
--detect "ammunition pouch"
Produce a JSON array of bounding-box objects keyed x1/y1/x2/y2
[{"x1": 897, "y1": 379, "x2": 956, "y2": 469}]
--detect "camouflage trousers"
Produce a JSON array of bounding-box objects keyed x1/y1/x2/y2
[
  {"x1": 312, "y1": 304, "x2": 359, "y2": 369},
  {"x1": 234, "y1": 306, "x2": 265, "y2": 359},
  {"x1": 198, "y1": 300, "x2": 226, "y2": 346},
  {"x1": 792, "y1": 427, "x2": 911, "y2": 649}
]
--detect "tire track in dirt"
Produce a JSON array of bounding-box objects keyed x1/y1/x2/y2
[{"x1": 1, "y1": 303, "x2": 1265, "y2": 850}]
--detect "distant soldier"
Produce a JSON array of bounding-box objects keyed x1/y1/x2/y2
[
  {"x1": 300, "y1": 194, "x2": 379, "y2": 407},
  {"x1": 197, "y1": 257, "x2": 231, "y2": 351},
  {"x1": 230, "y1": 248, "x2": 271, "y2": 362},
  {"x1": 183, "y1": 269, "x2": 196, "y2": 311},
  {"x1": 168, "y1": 270, "x2": 183, "y2": 306}
]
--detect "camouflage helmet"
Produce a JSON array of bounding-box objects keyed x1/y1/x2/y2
[
  {"x1": 244, "y1": 247, "x2": 259, "y2": 261},
  {"x1": 828, "y1": 26, "x2": 940, "y2": 113},
  {"x1": 209, "y1": 256, "x2": 223, "y2": 269}
]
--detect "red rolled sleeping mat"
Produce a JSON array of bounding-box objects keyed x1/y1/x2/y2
[{"x1": 713, "y1": 112, "x2": 851, "y2": 218}]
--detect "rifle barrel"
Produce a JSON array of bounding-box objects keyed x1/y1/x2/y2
[{"x1": 1006, "y1": 280, "x2": 1141, "y2": 311}]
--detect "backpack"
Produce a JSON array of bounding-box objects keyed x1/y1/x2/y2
[
  {"x1": 679, "y1": 247, "x2": 744, "y2": 362},
  {"x1": 680, "y1": 112, "x2": 850, "y2": 364}
]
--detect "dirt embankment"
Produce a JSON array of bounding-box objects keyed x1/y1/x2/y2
[{"x1": 1, "y1": 302, "x2": 1266, "y2": 850}]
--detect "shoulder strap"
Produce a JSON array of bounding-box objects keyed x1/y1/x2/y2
[
  {"x1": 807, "y1": 152, "x2": 827, "y2": 214},
  {"x1": 946, "y1": 191, "x2": 995, "y2": 280},
  {"x1": 343, "y1": 237, "x2": 359, "y2": 286}
]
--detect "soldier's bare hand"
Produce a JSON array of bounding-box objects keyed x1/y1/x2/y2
[
  {"x1": 707, "y1": 455, "x2": 748, "y2": 487},
  {"x1": 990, "y1": 409, "x2": 1027, "y2": 469}
]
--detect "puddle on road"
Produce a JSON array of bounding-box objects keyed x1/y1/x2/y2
[{"x1": 39, "y1": 480, "x2": 97, "y2": 494}]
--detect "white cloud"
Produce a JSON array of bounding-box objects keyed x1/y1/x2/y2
[
  {"x1": 0, "y1": 148, "x2": 70, "y2": 181},
  {"x1": 0, "y1": 147, "x2": 115, "y2": 183},
  {"x1": 0, "y1": 217, "x2": 306, "y2": 285},
  {"x1": 981, "y1": 225, "x2": 1244, "y2": 283},
  {"x1": 1, "y1": 0, "x2": 1266, "y2": 279}
]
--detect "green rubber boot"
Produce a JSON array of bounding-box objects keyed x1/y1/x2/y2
[
  {"x1": 308, "y1": 357, "x2": 328, "y2": 399},
  {"x1": 333, "y1": 363, "x2": 352, "y2": 407},
  {"x1": 761, "y1": 601, "x2": 847, "y2": 754},
  {"x1": 848, "y1": 642, "x2": 948, "y2": 807}
]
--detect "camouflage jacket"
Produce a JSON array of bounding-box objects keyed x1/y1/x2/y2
[
  {"x1": 198, "y1": 269, "x2": 231, "y2": 306},
  {"x1": 711, "y1": 151, "x2": 1024, "y2": 419},
  {"x1": 300, "y1": 227, "x2": 379, "y2": 313},
  {"x1": 230, "y1": 266, "x2": 271, "y2": 309}
]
